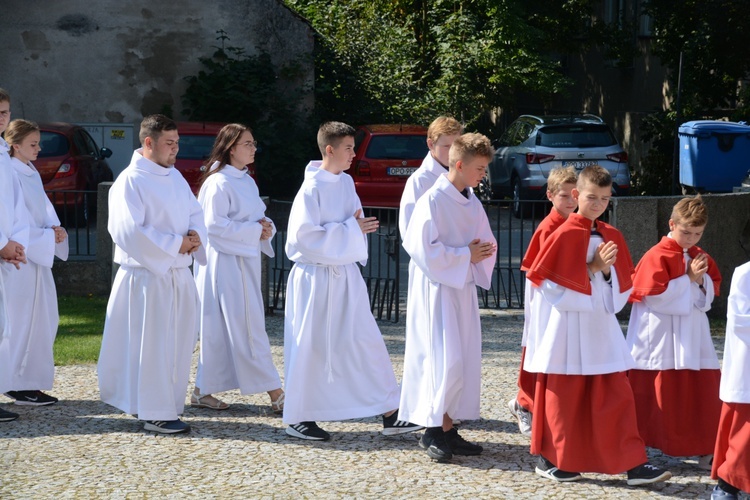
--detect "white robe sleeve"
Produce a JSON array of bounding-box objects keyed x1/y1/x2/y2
[
  {"x1": 286, "y1": 188, "x2": 368, "y2": 265},
  {"x1": 470, "y1": 210, "x2": 496, "y2": 291},
  {"x1": 201, "y1": 181, "x2": 264, "y2": 258},
  {"x1": 694, "y1": 273, "x2": 716, "y2": 312},
  {"x1": 261, "y1": 220, "x2": 276, "y2": 258},
  {"x1": 539, "y1": 280, "x2": 595, "y2": 312},
  {"x1": 641, "y1": 275, "x2": 692, "y2": 315},
  {"x1": 605, "y1": 267, "x2": 632, "y2": 314},
  {"x1": 8, "y1": 175, "x2": 30, "y2": 250},
  {"x1": 108, "y1": 179, "x2": 186, "y2": 276}
]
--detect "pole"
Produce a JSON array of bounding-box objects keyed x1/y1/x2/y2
[{"x1": 672, "y1": 50, "x2": 684, "y2": 195}]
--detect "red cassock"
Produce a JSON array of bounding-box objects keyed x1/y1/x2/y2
[
  {"x1": 517, "y1": 209, "x2": 567, "y2": 412},
  {"x1": 628, "y1": 237, "x2": 722, "y2": 456},
  {"x1": 526, "y1": 214, "x2": 645, "y2": 473},
  {"x1": 712, "y1": 402, "x2": 750, "y2": 493}
]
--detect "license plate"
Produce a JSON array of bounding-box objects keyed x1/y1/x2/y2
[
  {"x1": 387, "y1": 167, "x2": 417, "y2": 176},
  {"x1": 562, "y1": 160, "x2": 598, "y2": 170}
]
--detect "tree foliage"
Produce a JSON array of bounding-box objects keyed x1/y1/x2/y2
[{"x1": 182, "y1": 31, "x2": 316, "y2": 197}]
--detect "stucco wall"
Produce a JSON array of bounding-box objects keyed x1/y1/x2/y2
[{"x1": 0, "y1": 0, "x2": 314, "y2": 124}]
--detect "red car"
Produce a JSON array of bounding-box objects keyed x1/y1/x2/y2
[
  {"x1": 174, "y1": 121, "x2": 258, "y2": 195},
  {"x1": 349, "y1": 124, "x2": 429, "y2": 207},
  {"x1": 37, "y1": 122, "x2": 113, "y2": 225}
]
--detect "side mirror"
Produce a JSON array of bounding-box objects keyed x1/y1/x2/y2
[{"x1": 100, "y1": 147, "x2": 113, "y2": 159}]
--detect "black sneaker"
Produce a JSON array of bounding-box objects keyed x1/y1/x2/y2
[
  {"x1": 419, "y1": 427, "x2": 453, "y2": 462},
  {"x1": 5, "y1": 390, "x2": 58, "y2": 406},
  {"x1": 382, "y1": 411, "x2": 424, "y2": 436},
  {"x1": 0, "y1": 407, "x2": 19, "y2": 422},
  {"x1": 143, "y1": 419, "x2": 191, "y2": 434},
  {"x1": 286, "y1": 421, "x2": 331, "y2": 441},
  {"x1": 444, "y1": 427, "x2": 483, "y2": 455},
  {"x1": 535, "y1": 455, "x2": 582, "y2": 482},
  {"x1": 626, "y1": 463, "x2": 672, "y2": 486}
]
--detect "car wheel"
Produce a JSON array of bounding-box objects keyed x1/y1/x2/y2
[
  {"x1": 475, "y1": 176, "x2": 493, "y2": 203},
  {"x1": 512, "y1": 176, "x2": 529, "y2": 219}
]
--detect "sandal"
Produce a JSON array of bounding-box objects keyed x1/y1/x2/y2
[
  {"x1": 191, "y1": 390, "x2": 229, "y2": 410},
  {"x1": 270, "y1": 391, "x2": 285, "y2": 414}
]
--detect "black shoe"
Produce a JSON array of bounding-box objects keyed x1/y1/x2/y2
[
  {"x1": 535, "y1": 455, "x2": 582, "y2": 482},
  {"x1": 382, "y1": 411, "x2": 424, "y2": 436},
  {"x1": 286, "y1": 421, "x2": 331, "y2": 441},
  {"x1": 419, "y1": 427, "x2": 453, "y2": 462},
  {"x1": 626, "y1": 463, "x2": 672, "y2": 486},
  {"x1": 444, "y1": 427, "x2": 483, "y2": 455},
  {"x1": 0, "y1": 407, "x2": 19, "y2": 422},
  {"x1": 143, "y1": 419, "x2": 191, "y2": 434},
  {"x1": 5, "y1": 390, "x2": 58, "y2": 406}
]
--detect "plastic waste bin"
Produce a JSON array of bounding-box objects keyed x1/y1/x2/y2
[{"x1": 679, "y1": 120, "x2": 750, "y2": 192}]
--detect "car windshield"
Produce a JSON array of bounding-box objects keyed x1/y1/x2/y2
[
  {"x1": 38, "y1": 131, "x2": 69, "y2": 158},
  {"x1": 176, "y1": 134, "x2": 216, "y2": 160},
  {"x1": 366, "y1": 135, "x2": 428, "y2": 160},
  {"x1": 536, "y1": 125, "x2": 617, "y2": 148}
]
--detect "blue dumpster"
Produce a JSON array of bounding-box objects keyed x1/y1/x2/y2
[{"x1": 679, "y1": 120, "x2": 750, "y2": 192}]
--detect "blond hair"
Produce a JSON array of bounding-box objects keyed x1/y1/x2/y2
[
  {"x1": 671, "y1": 195, "x2": 708, "y2": 227},
  {"x1": 427, "y1": 116, "x2": 463, "y2": 142},
  {"x1": 577, "y1": 165, "x2": 612, "y2": 189},
  {"x1": 5, "y1": 119, "x2": 39, "y2": 156},
  {"x1": 547, "y1": 167, "x2": 577, "y2": 194},
  {"x1": 448, "y1": 133, "x2": 493, "y2": 168}
]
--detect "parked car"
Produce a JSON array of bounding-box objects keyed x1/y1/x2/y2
[
  {"x1": 484, "y1": 114, "x2": 631, "y2": 217},
  {"x1": 37, "y1": 122, "x2": 114, "y2": 226},
  {"x1": 348, "y1": 124, "x2": 429, "y2": 208}
]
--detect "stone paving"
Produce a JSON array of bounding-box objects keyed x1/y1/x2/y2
[{"x1": 0, "y1": 310, "x2": 721, "y2": 499}]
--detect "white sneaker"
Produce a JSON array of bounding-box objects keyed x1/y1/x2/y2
[{"x1": 508, "y1": 399, "x2": 532, "y2": 436}]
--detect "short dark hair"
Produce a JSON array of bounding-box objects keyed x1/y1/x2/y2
[
  {"x1": 139, "y1": 114, "x2": 177, "y2": 145},
  {"x1": 0, "y1": 88, "x2": 10, "y2": 103},
  {"x1": 317, "y1": 121, "x2": 355, "y2": 157}
]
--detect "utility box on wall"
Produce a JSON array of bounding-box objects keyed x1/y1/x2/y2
[{"x1": 78, "y1": 123, "x2": 136, "y2": 179}]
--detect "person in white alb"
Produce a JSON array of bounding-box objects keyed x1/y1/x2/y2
[
  {"x1": 97, "y1": 115, "x2": 207, "y2": 434},
  {"x1": 0, "y1": 88, "x2": 29, "y2": 423},
  {"x1": 191, "y1": 123, "x2": 284, "y2": 413},
  {"x1": 399, "y1": 133, "x2": 496, "y2": 462},
  {"x1": 282, "y1": 121, "x2": 422, "y2": 441},
  {"x1": 3, "y1": 119, "x2": 68, "y2": 408}
]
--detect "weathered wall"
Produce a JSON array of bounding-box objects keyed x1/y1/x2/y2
[
  {"x1": 613, "y1": 192, "x2": 750, "y2": 317},
  {"x1": 0, "y1": 0, "x2": 314, "y2": 124}
]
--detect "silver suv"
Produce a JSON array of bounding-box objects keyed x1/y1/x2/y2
[{"x1": 484, "y1": 114, "x2": 630, "y2": 217}]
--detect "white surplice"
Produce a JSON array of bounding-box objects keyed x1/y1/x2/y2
[
  {"x1": 399, "y1": 175, "x2": 496, "y2": 427},
  {"x1": 524, "y1": 236, "x2": 635, "y2": 375},
  {"x1": 282, "y1": 161, "x2": 400, "y2": 424},
  {"x1": 3, "y1": 157, "x2": 68, "y2": 391},
  {"x1": 193, "y1": 163, "x2": 281, "y2": 395},
  {"x1": 0, "y1": 139, "x2": 30, "y2": 394},
  {"x1": 97, "y1": 150, "x2": 207, "y2": 421},
  {"x1": 398, "y1": 153, "x2": 447, "y2": 237},
  {"x1": 627, "y1": 269, "x2": 718, "y2": 370},
  {"x1": 722, "y1": 262, "x2": 750, "y2": 403}
]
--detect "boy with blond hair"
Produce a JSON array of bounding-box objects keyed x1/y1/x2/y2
[
  {"x1": 399, "y1": 116, "x2": 463, "y2": 235},
  {"x1": 627, "y1": 196, "x2": 721, "y2": 468},
  {"x1": 283, "y1": 121, "x2": 422, "y2": 441},
  {"x1": 400, "y1": 133, "x2": 497, "y2": 461},
  {"x1": 525, "y1": 165, "x2": 671, "y2": 485},
  {"x1": 509, "y1": 167, "x2": 577, "y2": 436}
]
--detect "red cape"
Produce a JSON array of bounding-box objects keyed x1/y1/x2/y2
[
  {"x1": 526, "y1": 213, "x2": 634, "y2": 295},
  {"x1": 520, "y1": 209, "x2": 567, "y2": 272},
  {"x1": 630, "y1": 236, "x2": 722, "y2": 302}
]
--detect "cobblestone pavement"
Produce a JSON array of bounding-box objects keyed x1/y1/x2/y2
[{"x1": 0, "y1": 311, "x2": 720, "y2": 499}]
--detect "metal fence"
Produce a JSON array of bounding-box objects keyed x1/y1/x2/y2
[{"x1": 46, "y1": 190, "x2": 98, "y2": 260}]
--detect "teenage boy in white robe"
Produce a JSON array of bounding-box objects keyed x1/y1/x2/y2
[
  {"x1": 192, "y1": 123, "x2": 284, "y2": 413},
  {"x1": 4, "y1": 120, "x2": 68, "y2": 407},
  {"x1": 283, "y1": 121, "x2": 422, "y2": 441},
  {"x1": 400, "y1": 133, "x2": 497, "y2": 462},
  {"x1": 98, "y1": 115, "x2": 207, "y2": 435},
  {"x1": 0, "y1": 88, "x2": 28, "y2": 423}
]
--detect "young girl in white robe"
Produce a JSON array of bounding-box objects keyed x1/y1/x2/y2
[
  {"x1": 192, "y1": 123, "x2": 284, "y2": 412},
  {"x1": 3, "y1": 119, "x2": 68, "y2": 406}
]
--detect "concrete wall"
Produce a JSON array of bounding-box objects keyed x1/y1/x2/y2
[
  {"x1": 0, "y1": 0, "x2": 314, "y2": 124},
  {"x1": 613, "y1": 192, "x2": 750, "y2": 317}
]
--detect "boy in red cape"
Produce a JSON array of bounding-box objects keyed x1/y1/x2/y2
[
  {"x1": 524, "y1": 165, "x2": 671, "y2": 486},
  {"x1": 627, "y1": 196, "x2": 722, "y2": 469},
  {"x1": 509, "y1": 167, "x2": 577, "y2": 437},
  {"x1": 710, "y1": 261, "x2": 750, "y2": 499}
]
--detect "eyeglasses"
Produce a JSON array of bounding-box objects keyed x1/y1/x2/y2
[{"x1": 240, "y1": 140, "x2": 258, "y2": 149}]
